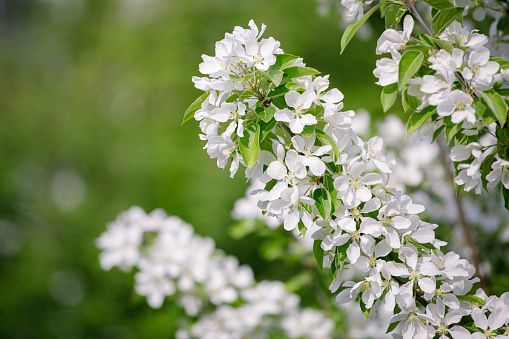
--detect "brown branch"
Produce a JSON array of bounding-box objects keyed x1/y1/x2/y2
[{"x1": 436, "y1": 137, "x2": 488, "y2": 291}]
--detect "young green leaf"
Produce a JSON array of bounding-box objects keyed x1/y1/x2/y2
[
  {"x1": 313, "y1": 187, "x2": 332, "y2": 220},
  {"x1": 384, "y1": 5, "x2": 408, "y2": 29},
  {"x1": 381, "y1": 83, "x2": 398, "y2": 112},
  {"x1": 456, "y1": 295, "x2": 486, "y2": 305},
  {"x1": 407, "y1": 106, "x2": 437, "y2": 137},
  {"x1": 490, "y1": 56, "x2": 509, "y2": 70},
  {"x1": 431, "y1": 8, "x2": 464, "y2": 36},
  {"x1": 239, "y1": 124, "x2": 260, "y2": 169},
  {"x1": 284, "y1": 66, "x2": 321, "y2": 79},
  {"x1": 340, "y1": 4, "x2": 381, "y2": 54},
  {"x1": 398, "y1": 50, "x2": 424, "y2": 90},
  {"x1": 182, "y1": 91, "x2": 209, "y2": 124},
  {"x1": 316, "y1": 129, "x2": 340, "y2": 163},
  {"x1": 478, "y1": 91, "x2": 508, "y2": 126},
  {"x1": 258, "y1": 106, "x2": 276, "y2": 123}
]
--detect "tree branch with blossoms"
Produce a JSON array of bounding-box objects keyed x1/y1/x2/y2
[{"x1": 180, "y1": 13, "x2": 509, "y2": 338}]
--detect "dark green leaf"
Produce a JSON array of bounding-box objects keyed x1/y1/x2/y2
[
  {"x1": 504, "y1": 188, "x2": 509, "y2": 212},
  {"x1": 386, "y1": 321, "x2": 399, "y2": 334},
  {"x1": 258, "y1": 119, "x2": 277, "y2": 142},
  {"x1": 496, "y1": 88, "x2": 509, "y2": 96},
  {"x1": 431, "y1": 8, "x2": 464, "y2": 36},
  {"x1": 381, "y1": 83, "x2": 398, "y2": 112},
  {"x1": 432, "y1": 125, "x2": 445, "y2": 142},
  {"x1": 398, "y1": 51, "x2": 424, "y2": 90},
  {"x1": 182, "y1": 91, "x2": 209, "y2": 124},
  {"x1": 313, "y1": 240, "x2": 324, "y2": 270},
  {"x1": 340, "y1": 4, "x2": 382, "y2": 54},
  {"x1": 239, "y1": 124, "x2": 260, "y2": 169}
]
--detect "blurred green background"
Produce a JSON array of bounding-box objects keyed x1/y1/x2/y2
[{"x1": 0, "y1": 0, "x2": 383, "y2": 337}]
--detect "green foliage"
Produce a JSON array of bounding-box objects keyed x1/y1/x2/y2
[
  {"x1": 431, "y1": 7, "x2": 464, "y2": 35},
  {"x1": 384, "y1": 5, "x2": 408, "y2": 29},
  {"x1": 381, "y1": 83, "x2": 398, "y2": 113},
  {"x1": 407, "y1": 106, "x2": 437, "y2": 137},
  {"x1": 313, "y1": 240, "x2": 325, "y2": 270},
  {"x1": 340, "y1": 4, "x2": 382, "y2": 54},
  {"x1": 478, "y1": 91, "x2": 508, "y2": 126},
  {"x1": 314, "y1": 188, "x2": 332, "y2": 220},
  {"x1": 398, "y1": 51, "x2": 424, "y2": 90},
  {"x1": 182, "y1": 91, "x2": 209, "y2": 124},
  {"x1": 424, "y1": 0, "x2": 454, "y2": 10},
  {"x1": 239, "y1": 124, "x2": 261, "y2": 169}
]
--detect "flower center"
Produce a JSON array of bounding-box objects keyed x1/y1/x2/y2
[
  {"x1": 455, "y1": 102, "x2": 465, "y2": 111},
  {"x1": 409, "y1": 269, "x2": 421, "y2": 280},
  {"x1": 350, "y1": 178, "x2": 361, "y2": 189}
]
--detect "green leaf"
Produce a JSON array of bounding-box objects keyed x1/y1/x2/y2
[
  {"x1": 478, "y1": 91, "x2": 508, "y2": 126},
  {"x1": 402, "y1": 87, "x2": 419, "y2": 114},
  {"x1": 258, "y1": 119, "x2": 277, "y2": 142},
  {"x1": 398, "y1": 51, "x2": 424, "y2": 90},
  {"x1": 405, "y1": 45, "x2": 432, "y2": 53},
  {"x1": 359, "y1": 301, "x2": 371, "y2": 321},
  {"x1": 316, "y1": 129, "x2": 339, "y2": 163},
  {"x1": 284, "y1": 66, "x2": 320, "y2": 79},
  {"x1": 432, "y1": 124, "x2": 445, "y2": 142},
  {"x1": 445, "y1": 122, "x2": 460, "y2": 144},
  {"x1": 456, "y1": 295, "x2": 486, "y2": 306},
  {"x1": 429, "y1": 36, "x2": 454, "y2": 53},
  {"x1": 266, "y1": 70, "x2": 284, "y2": 87},
  {"x1": 272, "y1": 54, "x2": 299, "y2": 70},
  {"x1": 424, "y1": 0, "x2": 454, "y2": 10},
  {"x1": 239, "y1": 124, "x2": 260, "y2": 169},
  {"x1": 386, "y1": 321, "x2": 399, "y2": 334},
  {"x1": 407, "y1": 106, "x2": 437, "y2": 137},
  {"x1": 490, "y1": 56, "x2": 509, "y2": 70},
  {"x1": 431, "y1": 7, "x2": 464, "y2": 36},
  {"x1": 381, "y1": 83, "x2": 398, "y2": 113},
  {"x1": 504, "y1": 188, "x2": 509, "y2": 212},
  {"x1": 182, "y1": 91, "x2": 209, "y2": 124},
  {"x1": 313, "y1": 188, "x2": 332, "y2": 220},
  {"x1": 384, "y1": 5, "x2": 408, "y2": 29},
  {"x1": 301, "y1": 124, "x2": 316, "y2": 137},
  {"x1": 340, "y1": 4, "x2": 381, "y2": 54},
  {"x1": 258, "y1": 106, "x2": 276, "y2": 123},
  {"x1": 496, "y1": 88, "x2": 509, "y2": 96},
  {"x1": 323, "y1": 175, "x2": 335, "y2": 192},
  {"x1": 313, "y1": 240, "x2": 324, "y2": 270}
]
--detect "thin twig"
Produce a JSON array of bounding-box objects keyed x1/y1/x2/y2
[
  {"x1": 436, "y1": 137, "x2": 488, "y2": 291},
  {"x1": 404, "y1": 0, "x2": 433, "y2": 36}
]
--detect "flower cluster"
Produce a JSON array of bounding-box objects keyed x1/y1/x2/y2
[
  {"x1": 373, "y1": 13, "x2": 509, "y2": 200},
  {"x1": 97, "y1": 206, "x2": 333, "y2": 339},
  {"x1": 186, "y1": 20, "x2": 509, "y2": 338}
]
